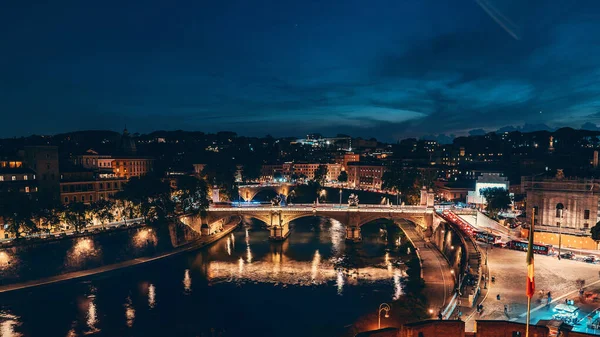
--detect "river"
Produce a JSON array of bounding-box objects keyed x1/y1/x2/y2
[{"x1": 0, "y1": 217, "x2": 416, "y2": 337}]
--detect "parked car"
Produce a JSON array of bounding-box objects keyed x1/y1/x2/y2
[
  {"x1": 583, "y1": 255, "x2": 597, "y2": 263},
  {"x1": 559, "y1": 252, "x2": 575, "y2": 260},
  {"x1": 493, "y1": 242, "x2": 506, "y2": 248}
]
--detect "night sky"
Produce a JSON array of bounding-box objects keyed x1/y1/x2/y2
[{"x1": 2, "y1": 1, "x2": 600, "y2": 141}]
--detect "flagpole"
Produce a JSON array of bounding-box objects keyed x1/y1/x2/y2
[{"x1": 526, "y1": 209, "x2": 535, "y2": 337}]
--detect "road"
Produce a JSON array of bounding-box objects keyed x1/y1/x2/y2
[{"x1": 464, "y1": 245, "x2": 600, "y2": 333}]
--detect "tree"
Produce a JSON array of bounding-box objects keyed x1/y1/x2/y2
[
  {"x1": 591, "y1": 221, "x2": 600, "y2": 241},
  {"x1": 338, "y1": 171, "x2": 348, "y2": 185},
  {"x1": 382, "y1": 166, "x2": 420, "y2": 205},
  {"x1": 63, "y1": 202, "x2": 91, "y2": 233},
  {"x1": 175, "y1": 175, "x2": 209, "y2": 214},
  {"x1": 202, "y1": 161, "x2": 238, "y2": 201},
  {"x1": 115, "y1": 174, "x2": 173, "y2": 222},
  {"x1": 0, "y1": 192, "x2": 38, "y2": 238},
  {"x1": 242, "y1": 161, "x2": 262, "y2": 183},
  {"x1": 480, "y1": 187, "x2": 511, "y2": 218},
  {"x1": 92, "y1": 199, "x2": 115, "y2": 228},
  {"x1": 33, "y1": 204, "x2": 62, "y2": 233},
  {"x1": 314, "y1": 164, "x2": 328, "y2": 185}
]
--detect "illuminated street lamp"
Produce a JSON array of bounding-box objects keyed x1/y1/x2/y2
[
  {"x1": 339, "y1": 188, "x2": 343, "y2": 207},
  {"x1": 378, "y1": 303, "x2": 391, "y2": 329}
]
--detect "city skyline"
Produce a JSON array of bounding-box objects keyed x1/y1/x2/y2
[{"x1": 3, "y1": 1, "x2": 600, "y2": 140}]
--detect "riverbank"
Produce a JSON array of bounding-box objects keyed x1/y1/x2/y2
[{"x1": 0, "y1": 217, "x2": 241, "y2": 294}]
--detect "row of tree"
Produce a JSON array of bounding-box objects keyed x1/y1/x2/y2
[{"x1": 0, "y1": 174, "x2": 210, "y2": 239}]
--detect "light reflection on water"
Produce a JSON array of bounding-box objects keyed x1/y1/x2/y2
[
  {"x1": 86, "y1": 296, "x2": 99, "y2": 334},
  {"x1": 0, "y1": 311, "x2": 22, "y2": 337},
  {"x1": 336, "y1": 270, "x2": 344, "y2": 295},
  {"x1": 311, "y1": 250, "x2": 321, "y2": 282},
  {"x1": 183, "y1": 269, "x2": 192, "y2": 293},
  {"x1": 0, "y1": 218, "x2": 413, "y2": 337},
  {"x1": 148, "y1": 284, "x2": 156, "y2": 309},
  {"x1": 124, "y1": 296, "x2": 135, "y2": 328}
]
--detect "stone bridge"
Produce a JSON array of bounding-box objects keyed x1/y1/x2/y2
[
  {"x1": 202, "y1": 203, "x2": 438, "y2": 242},
  {"x1": 237, "y1": 183, "x2": 296, "y2": 202}
]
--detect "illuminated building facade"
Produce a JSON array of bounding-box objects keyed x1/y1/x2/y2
[{"x1": 346, "y1": 163, "x2": 385, "y2": 189}]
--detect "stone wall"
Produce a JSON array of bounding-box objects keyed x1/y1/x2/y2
[
  {"x1": 0, "y1": 220, "x2": 200, "y2": 286},
  {"x1": 527, "y1": 189, "x2": 598, "y2": 231}
]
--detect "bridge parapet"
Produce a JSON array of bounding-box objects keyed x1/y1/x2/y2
[{"x1": 205, "y1": 204, "x2": 435, "y2": 241}]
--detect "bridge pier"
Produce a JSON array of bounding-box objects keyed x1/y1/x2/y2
[
  {"x1": 345, "y1": 226, "x2": 362, "y2": 243},
  {"x1": 269, "y1": 223, "x2": 290, "y2": 241}
]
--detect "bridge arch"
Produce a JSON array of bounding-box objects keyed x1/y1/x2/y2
[{"x1": 237, "y1": 184, "x2": 296, "y2": 202}]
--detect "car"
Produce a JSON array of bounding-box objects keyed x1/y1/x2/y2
[
  {"x1": 583, "y1": 255, "x2": 597, "y2": 263},
  {"x1": 493, "y1": 242, "x2": 506, "y2": 248},
  {"x1": 559, "y1": 252, "x2": 575, "y2": 260}
]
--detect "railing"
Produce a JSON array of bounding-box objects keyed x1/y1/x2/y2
[{"x1": 208, "y1": 204, "x2": 431, "y2": 213}]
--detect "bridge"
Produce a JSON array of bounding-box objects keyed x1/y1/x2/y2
[
  {"x1": 237, "y1": 183, "x2": 296, "y2": 202},
  {"x1": 182, "y1": 187, "x2": 439, "y2": 242}
]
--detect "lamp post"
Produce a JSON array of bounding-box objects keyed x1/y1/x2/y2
[
  {"x1": 558, "y1": 209, "x2": 566, "y2": 259},
  {"x1": 339, "y1": 189, "x2": 343, "y2": 207},
  {"x1": 378, "y1": 303, "x2": 391, "y2": 329}
]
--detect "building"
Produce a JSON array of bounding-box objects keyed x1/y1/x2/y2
[
  {"x1": 523, "y1": 172, "x2": 600, "y2": 238},
  {"x1": 60, "y1": 168, "x2": 127, "y2": 205},
  {"x1": 73, "y1": 150, "x2": 114, "y2": 172},
  {"x1": 260, "y1": 164, "x2": 283, "y2": 181},
  {"x1": 346, "y1": 162, "x2": 385, "y2": 190},
  {"x1": 0, "y1": 158, "x2": 38, "y2": 195},
  {"x1": 111, "y1": 156, "x2": 154, "y2": 179},
  {"x1": 436, "y1": 180, "x2": 473, "y2": 202},
  {"x1": 467, "y1": 172, "x2": 510, "y2": 207},
  {"x1": 336, "y1": 152, "x2": 360, "y2": 170},
  {"x1": 22, "y1": 146, "x2": 60, "y2": 204},
  {"x1": 326, "y1": 163, "x2": 342, "y2": 182}
]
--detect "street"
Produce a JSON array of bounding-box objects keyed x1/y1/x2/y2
[{"x1": 465, "y1": 245, "x2": 600, "y2": 334}]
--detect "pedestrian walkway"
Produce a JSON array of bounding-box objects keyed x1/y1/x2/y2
[
  {"x1": 400, "y1": 223, "x2": 455, "y2": 316},
  {"x1": 0, "y1": 218, "x2": 241, "y2": 294}
]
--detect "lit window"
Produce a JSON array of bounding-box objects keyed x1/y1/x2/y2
[
  {"x1": 12, "y1": 176, "x2": 16, "y2": 181},
  {"x1": 25, "y1": 187, "x2": 29, "y2": 193},
  {"x1": 24, "y1": 175, "x2": 28, "y2": 181}
]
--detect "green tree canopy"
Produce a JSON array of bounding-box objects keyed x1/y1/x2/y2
[
  {"x1": 62, "y1": 202, "x2": 91, "y2": 232},
  {"x1": 0, "y1": 191, "x2": 38, "y2": 238},
  {"x1": 338, "y1": 170, "x2": 348, "y2": 183},
  {"x1": 314, "y1": 164, "x2": 328, "y2": 185},
  {"x1": 175, "y1": 175, "x2": 209, "y2": 214},
  {"x1": 382, "y1": 166, "x2": 420, "y2": 204},
  {"x1": 91, "y1": 199, "x2": 116, "y2": 227},
  {"x1": 591, "y1": 221, "x2": 600, "y2": 241},
  {"x1": 480, "y1": 187, "x2": 511, "y2": 218}
]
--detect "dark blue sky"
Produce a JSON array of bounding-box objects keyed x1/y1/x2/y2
[{"x1": 2, "y1": 0, "x2": 600, "y2": 140}]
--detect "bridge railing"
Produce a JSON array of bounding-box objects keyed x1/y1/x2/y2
[{"x1": 208, "y1": 205, "x2": 431, "y2": 213}]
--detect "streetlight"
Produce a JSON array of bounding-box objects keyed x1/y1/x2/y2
[
  {"x1": 378, "y1": 303, "x2": 391, "y2": 329},
  {"x1": 339, "y1": 189, "x2": 343, "y2": 207},
  {"x1": 558, "y1": 208, "x2": 566, "y2": 259}
]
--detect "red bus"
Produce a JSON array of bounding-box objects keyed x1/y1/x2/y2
[{"x1": 507, "y1": 240, "x2": 554, "y2": 255}]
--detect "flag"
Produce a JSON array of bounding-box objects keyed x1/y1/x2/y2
[{"x1": 526, "y1": 211, "x2": 535, "y2": 298}]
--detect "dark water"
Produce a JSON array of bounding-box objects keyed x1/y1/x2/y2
[{"x1": 0, "y1": 218, "x2": 413, "y2": 337}]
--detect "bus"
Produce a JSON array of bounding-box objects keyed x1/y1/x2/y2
[
  {"x1": 474, "y1": 231, "x2": 502, "y2": 244},
  {"x1": 506, "y1": 240, "x2": 554, "y2": 255}
]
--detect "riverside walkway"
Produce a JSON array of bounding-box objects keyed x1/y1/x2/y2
[{"x1": 0, "y1": 218, "x2": 241, "y2": 294}]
